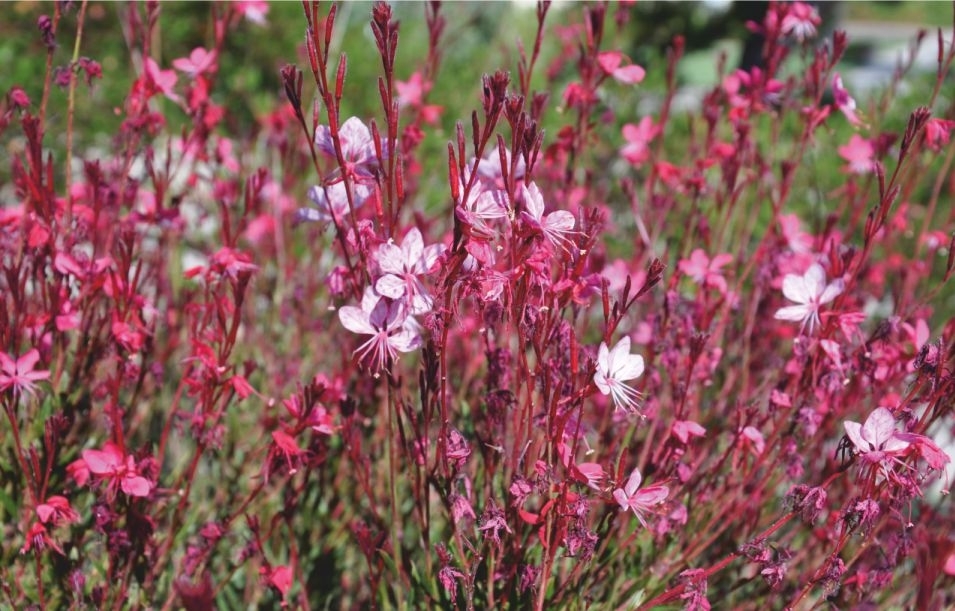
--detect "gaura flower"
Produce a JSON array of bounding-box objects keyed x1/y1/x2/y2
[
  {"x1": 844, "y1": 407, "x2": 909, "y2": 466},
  {"x1": 0, "y1": 348, "x2": 50, "y2": 397},
  {"x1": 338, "y1": 288, "x2": 422, "y2": 373},
  {"x1": 374, "y1": 227, "x2": 445, "y2": 315},
  {"x1": 613, "y1": 467, "x2": 669, "y2": 528},
  {"x1": 520, "y1": 182, "x2": 575, "y2": 252},
  {"x1": 594, "y1": 337, "x2": 645, "y2": 413},
  {"x1": 774, "y1": 263, "x2": 844, "y2": 335}
]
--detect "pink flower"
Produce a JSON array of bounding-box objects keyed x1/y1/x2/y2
[
  {"x1": 597, "y1": 51, "x2": 645, "y2": 85},
  {"x1": 779, "y1": 213, "x2": 813, "y2": 254},
  {"x1": 774, "y1": 263, "x2": 844, "y2": 334},
  {"x1": 299, "y1": 181, "x2": 371, "y2": 224},
  {"x1": 82, "y1": 443, "x2": 153, "y2": 498},
  {"x1": 234, "y1": 0, "x2": 268, "y2": 25},
  {"x1": 396, "y1": 72, "x2": 442, "y2": 124},
  {"x1": 473, "y1": 148, "x2": 526, "y2": 189},
  {"x1": 832, "y1": 73, "x2": 863, "y2": 127},
  {"x1": 844, "y1": 408, "x2": 909, "y2": 466},
  {"x1": 781, "y1": 2, "x2": 821, "y2": 42},
  {"x1": 172, "y1": 47, "x2": 217, "y2": 77},
  {"x1": 678, "y1": 249, "x2": 733, "y2": 295},
  {"x1": 314, "y1": 117, "x2": 384, "y2": 182},
  {"x1": 924, "y1": 117, "x2": 955, "y2": 152},
  {"x1": 594, "y1": 337, "x2": 645, "y2": 413},
  {"x1": 520, "y1": 181, "x2": 575, "y2": 251},
  {"x1": 144, "y1": 58, "x2": 180, "y2": 103},
  {"x1": 0, "y1": 348, "x2": 50, "y2": 397},
  {"x1": 374, "y1": 227, "x2": 445, "y2": 314},
  {"x1": 36, "y1": 496, "x2": 79, "y2": 525},
  {"x1": 338, "y1": 289, "x2": 422, "y2": 373},
  {"x1": 838, "y1": 135, "x2": 875, "y2": 175},
  {"x1": 620, "y1": 116, "x2": 660, "y2": 166},
  {"x1": 672, "y1": 420, "x2": 707, "y2": 444},
  {"x1": 613, "y1": 467, "x2": 669, "y2": 528}
]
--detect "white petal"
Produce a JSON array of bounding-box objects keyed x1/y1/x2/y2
[
  {"x1": 803, "y1": 264, "x2": 826, "y2": 299},
  {"x1": 781, "y1": 273, "x2": 809, "y2": 304},
  {"x1": 375, "y1": 274, "x2": 407, "y2": 299},
  {"x1": 338, "y1": 306, "x2": 374, "y2": 335},
  {"x1": 819, "y1": 278, "x2": 845, "y2": 305},
  {"x1": 862, "y1": 407, "x2": 896, "y2": 447},
  {"x1": 402, "y1": 227, "x2": 424, "y2": 266},
  {"x1": 377, "y1": 242, "x2": 405, "y2": 274},
  {"x1": 844, "y1": 419, "x2": 866, "y2": 452},
  {"x1": 612, "y1": 353, "x2": 644, "y2": 383},
  {"x1": 624, "y1": 467, "x2": 642, "y2": 496},
  {"x1": 543, "y1": 211, "x2": 575, "y2": 233},
  {"x1": 774, "y1": 304, "x2": 811, "y2": 322}
]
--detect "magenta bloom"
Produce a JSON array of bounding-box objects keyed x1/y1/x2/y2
[
  {"x1": 0, "y1": 348, "x2": 50, "y2": 398},
  {"x1": 82, "y1": 443, "x2": 153, "y2": 498},
  {"x1": 613, "y1": 467, "x2": 669, "y2": 528}
]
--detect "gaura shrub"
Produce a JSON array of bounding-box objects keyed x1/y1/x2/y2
[{"x1": 1, "y1": 1, "x2": 954, "y2": 609}]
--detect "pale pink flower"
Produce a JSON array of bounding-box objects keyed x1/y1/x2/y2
[
  {"x1": 832, "y1": 73, "x2": 863, "y2": 127},
  {"x1": 774, "y1": 263, "x2": 844, "y2": 334},
  {"x1": 594, "y1": 337, "x2": 645, "y2": 412},
  {"x1": 672, "y1": 420, "x2": 707, "y2": 444},
  {"x1": 0, "y1": 348, "x2": 50, "y2": 397},
  {"x1": 838, "y1": 135, "x2": 875, "y2": 175},
  {"x1": 144, "y1": 58, "x2": 180, "y2": 103},
  {"x1": 678, "y1": 249, "x2": 733, "y2": 295},
  {"x1": 338, "y1": 289, "x2": 422, "y2": 373},
  {"x1": 234, "y1": 0, "x2": 269, "y2": 25},
  {"x1": 82, "y1": 443, "x2": 152, "y2": 498},
  {"x1": 299, "y1": 181, "x2": 371, "y2": 224},
  {"x1": 924, "y1": 117, "x2": 955, "y2": 152},
  {"x1": 314, "y1": 117, "x2": 385, "y2": 182},
  {"x1": 597, "y1": 51, "x2": 645, "y2": 85},
  {"x1": 472, "y1": 148, "x2": 526, "y2": 190},
  {"x1": 779, "y1": 213, "x2": 813, "y2": 254},
  {"x1": 395, "y1": 72, "x2": 442, "y2": 124},
  {"x1": 520, "y1": 182, "x2": 575, "y2": 251},
  {"x1": 613, "y1": 467, "x2": 669, "y2": 528},
  {"x1": 844, "y1": 407, "x2": 909, "y2": 466},
  {"x1": 781, "y1": 2, "x2": 821, "y2": 42},
  {"x1": 374, "y1": 227, "x2": 445, "y2": 314},
  {"x1": 172, "y1": 47, "x2": 217, "y2": 77},
  {"x1": 620, "y1": 116, "x2": 660, "y2": 166}
]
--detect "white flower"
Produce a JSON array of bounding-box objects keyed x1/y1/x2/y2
[
  {"x1": 844, "y1": 407, "x2": 909, "y2": 463},
  {"x1": 594, "y1": 337, "x2": 644, "y2": 412},
  {"x1": 774, "y1": 263, "x2": 844, "y2": 334},
  {"x1": 521, "y1": 182, "x2": 575, "y2": 251}
]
